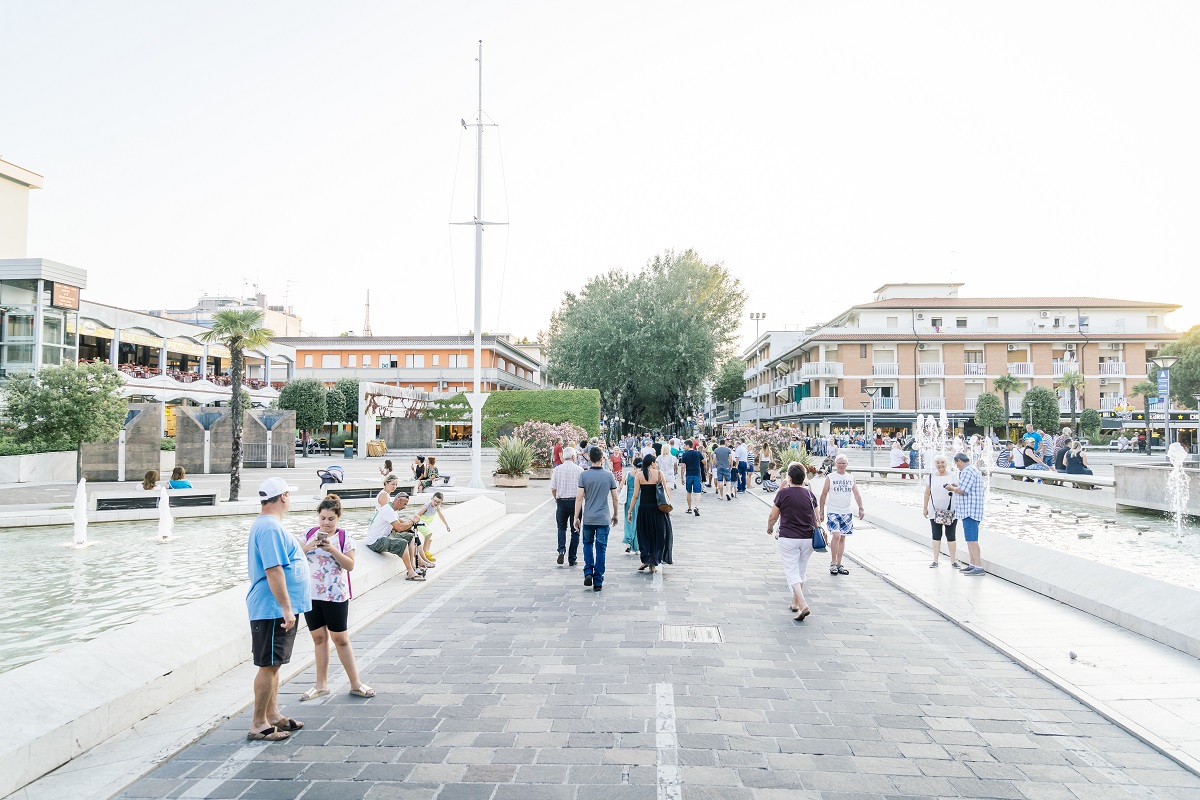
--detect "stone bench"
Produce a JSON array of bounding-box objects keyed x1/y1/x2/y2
[
  {"x1": 90, "y1": 489, "x2": 220, "y2": 511},
  {"x1": 323, "y1": 482, "x2": 417, "y2": 501},
  {"x1": 992, "y1": 466, "x2": 1114, "y2": 489}
]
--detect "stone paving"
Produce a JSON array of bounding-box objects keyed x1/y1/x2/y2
[{"x1": 117, "y1": 482, "x2": 1200, "y2": 800}]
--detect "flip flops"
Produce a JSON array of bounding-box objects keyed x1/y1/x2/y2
[
  {"x1": 272, "y1": 717, "x2": 304, "y2": 731},
  {"x1": 246, "y1": 726, "x2": 289, "y2": 741},
  {"x1": 406, "y1": 575, "x2": 426, "y2": 581}
]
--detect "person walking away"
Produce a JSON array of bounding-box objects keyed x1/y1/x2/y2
[
  {"x1": 246, "y1": 477, "x2": 310, "y2": 741},
  {"x1": 734, "y1": 439, "x2": 749, "y2": 493},
  {"x1": 365, "y1": 492, "x2": 425, "y2": 580},
  {"x1": 575, "y1": 446, "x2": 620, "y2": 591},
  {"x1": 413, "y1": 491, "x2": 451, "y2": 563},
  {"x1": 552, "y1": 437, "x2": 564, "y2": 467},
  {"x1": 714, "y1": 439, "x2": 734, "y2": 500},
  {"x1": 299, "y1": 494, "x2": 374, "y2": 701},
  {"x1": 948, "y1": 453, "x2": 986, "y2": 575},
  {"x1": 658, "y1": 445, "x2": 678, "y2": 492},
  {"x1": 628, "y1": 453, "x2": 673, "y2": 573},
  {"x1": 767, "y1": 464, "x2": 821, "y2": 622},
  {"x1": 922, "y1": 455, "x2": 960, "y2": 568},
  {"x1": 818, "y1": 455, "x2": 864, "y2": 576},
  {"x1": 680, "y1": 439, "x2": 704, "y2": 516},
  {"x1": 623, "y1": 456, "x2": 642, "y2": 553},
  {"x1": 1065, "y1": 441, "x2": 1093, "y2": 476},
  {"x1": 551, "y1": 447, "x2": 583, "y2": 566}
]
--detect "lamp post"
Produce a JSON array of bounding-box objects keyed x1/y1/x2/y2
[
  {"x1": 1150, "y1": 355, "x2": 1179, "y2": 450},
  {"x1": 864, "y1": 385, "x2": 881, "y2": 471},
  {"x1": 750, "y1": 313, "x2": 766, "y2": 429}
]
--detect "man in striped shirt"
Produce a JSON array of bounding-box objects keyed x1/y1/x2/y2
[
  {"x1": 550, "y1": 448, "x2": 583, "y2": 566},
  {"x1": 949, "y1": 453, "x2": 986, "y2": 576}
]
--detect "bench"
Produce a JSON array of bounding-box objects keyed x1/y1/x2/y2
[
  {"x1": 323, "y1": 482, "x2": 418, "y2": 501},
  {"x1": 91, "y1": 489, "x2": 220, "y2": 511}
]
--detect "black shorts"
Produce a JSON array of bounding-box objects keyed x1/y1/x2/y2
[
  {"x1": 250, "y1": 617, "x2": 298, "y2": 667},
  {"x1": 304, "y1": 599, "x2": 350, "y2": 633},
  {"x1": 930, "y1": 519, "x2": 958, "y2": 542}
]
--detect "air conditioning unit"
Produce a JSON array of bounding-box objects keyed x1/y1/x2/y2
[
  {"x1": 1107, "y1": 343, "x2": 1124, "y2": 351},
  {"x1": 1099, "y1": 379, "x2": 1109, "y2": 386},
  {"x1": 917, "y1": 313, "x2": 925, "y2": 320},
  {"x1": 917, "y1": 343, "x2": 926, "y2": 350},
  {"x1": 1040, "y1": 311, "x2": 1049, "y2": 318},
  {"x1": 1008, "y1": 344, "x2": 1018, "y2": 351},
  {"x1": 1064, "y1": 343, "x2": 1076, "y2": 352},
  {"x1": 919, "y1": 378, "x2": 929, "y2": 386}
]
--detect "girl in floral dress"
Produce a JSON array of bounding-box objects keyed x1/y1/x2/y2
[{"x1": 299, "y1": 495, "x2": 374, "y2": 700}]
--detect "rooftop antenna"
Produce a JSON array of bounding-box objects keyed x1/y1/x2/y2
[{"x1": 363, "y1": 290, "x2": 373, "y2": 337}]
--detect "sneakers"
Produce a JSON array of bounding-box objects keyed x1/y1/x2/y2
[
  {"x1": 956, "y1": 562, "x2": 974, "y2": 571},
  {"x1": 593, "y1": 584, "x2": 603, "y2": 592},
  {"x1": 929, "y1": 562, "x2": 939, "y2": 568},
  {"x1": 693, "y1": 508, "x2": 699, "y2": 517},
  {"x1": 963, "y1": 566, "x2": 986, "y2": 576},
  {"x1": 950, "y1": 560, "x2": 963, "y2": 569},
  {"x1": 584, "y1": 575, "x2": 593, "y2": 586}
]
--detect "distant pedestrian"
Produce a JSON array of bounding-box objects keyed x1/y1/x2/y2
[
  {"x1": 575, "y1": 446, "x2": 620, "y2": 591},
  {"x1": 734, "y1": 439, "x2": 749, "y2": 493},
  {"x1": 818, "y1": 455, "x2": 864, "y2": 576},
  {"x1": 623, "y1": 456, "x2": 642, "y2": 554},
  {"x1": 246, "y1": 477, "x2": 310, "y2": 741},
  {"x1": 551, "y1": 447, "x2": 583, "y2": 566},
  {"x1": 714, "y1": 439, "x2": 734, "y2": 500},
  {"x1": 948, "y1": 453, "x2": 986, "y2": 576},
  {"x1": 552, "y1": 437, "x2": 564, "y2": 467},
  {"x1": 922, "y1": 455, "x2": 959, "y2": 569},
  {"x1": 610, "y1": 446, "x2": 624, "y2": 484},
  {"x1": 767, "y1": 463, "x2": 819, "y2": 621},
  {"x1": 658, "y1": 445, "x2": 678, "y2": 491},
  {"x1": 629, "y1": 453, "x2": 673, "y2": 573},
  {"x1": 680, "y1": 439, "x2": 704, "y2": 515}
]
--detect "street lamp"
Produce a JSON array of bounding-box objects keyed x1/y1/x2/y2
[
  {"x1": 864, "y1": 385, "x2": 882, "y2": 471},
  {"x1": 750, "y1": 313, "x2": 766, "y2": 429},
  {"x1": 1150, "y1": 355, "x2": 1179, "y2": 450}
]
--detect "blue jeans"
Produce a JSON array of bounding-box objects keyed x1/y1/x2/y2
[
  {"x1": 737, "y1": 461, "x2": 748, "y2": 491},
  {"x1": 581, "y1": 524, "x2": 610, "y2": 585}
]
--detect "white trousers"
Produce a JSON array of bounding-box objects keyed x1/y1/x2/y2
[{"x1": 777, "y1": 537, "x2": 815, "y2": 588}]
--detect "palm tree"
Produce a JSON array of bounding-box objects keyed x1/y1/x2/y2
[
  {"x1": 1130, "y1": 380, "x2": 1158, "y2": 456},
  {"x1": 199, "y1": 310, "x2": 274, "y2": 500},
  {"x1": 993, "y1": 373, "x2": 1022, "y2": 438},
  {"x1": 1058, "y1": 371, "x2": 1086, "y2": 436}
]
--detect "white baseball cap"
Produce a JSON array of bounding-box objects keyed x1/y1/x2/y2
[{"x1": 258, "y1": 477, "x2": 299, "y2": 500}]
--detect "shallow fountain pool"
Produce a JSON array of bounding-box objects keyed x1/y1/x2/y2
[
  {"x1": 865, "y1": 481, "x2": 1200, "y2": 591},
  {"x1": 3, "y1": 508, "x2": 378, "y2": 673}
]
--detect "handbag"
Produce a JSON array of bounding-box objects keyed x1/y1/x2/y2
[
  {"x1": 930, "y1": 475, "x2": 955, "y2": 525},
  {"x1": 811, "y1": 525, "x2": 828, "y2": 552},
  {"x1": 655, "y1": 476, "x2": 672, "y2": 513}
]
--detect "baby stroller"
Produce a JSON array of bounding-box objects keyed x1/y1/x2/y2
[
  {"x1": 817, "y1": 455, "x2": 836, "y2": 476},
  {"x1": 317, "y1": 465, "x2": 345, "y2": 490}
]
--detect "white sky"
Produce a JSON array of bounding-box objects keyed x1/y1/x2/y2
[{"x1": 3, "y1": 1, "x2": 1198, "y2": 346}]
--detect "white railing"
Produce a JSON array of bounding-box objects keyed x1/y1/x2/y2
[
  {"x1": 871, "y1": 397, "x2": 898, "y2": 410},
  {"x1": 963, "y1": 363, "x2": 988, "y2": 376},
  {"x1": 1098, "y1": 362, "x2": 1126, "y2": 376},
  {"x1": 1007, "y1": 362, "x2": 1034, "y2": 377},
  {"x1": 798, "y1": 362, "x2": 844, "y2": 378},
  {"x1": 1100, "y1": 397, "x2": 1127, "y2": 411},
  {"x1": 872, "y1": 363, "x2": 899, "y2": 377},
  {"x1": 800, "y1": 397, "x2": 844, "y2": 412},
  {"x1": 920, "y1": 397, "x2": 946, "y2": 411},
  {"x1": 743, "y1": 367, "x2": 757, "y2": 380},
  {"x1": 917, "y1": 363, "x2": 944, "y2": 377},
  {"x1": 1058, "y1": 398, "x2": 1076, "y2": 413},
  {"x1": 1052, "y1": 362, "x2": 1080, "y2": 376}
]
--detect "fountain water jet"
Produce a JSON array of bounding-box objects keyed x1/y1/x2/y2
[
  {"x1": 1166, "y1": 442, "x2": 1191, "y2": 534},
  {"x1": 70, "y1": 478, "x2": 91, "y2": 548},
  {"x1": 157, "y1": 486, "x2": 174, "y2": 543}
]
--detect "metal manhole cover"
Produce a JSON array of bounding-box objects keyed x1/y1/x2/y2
[{"x1": 661, "y1": 625, "x2": 723, "y2": 643}]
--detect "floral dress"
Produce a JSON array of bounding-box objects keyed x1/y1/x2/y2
[{"x1": 304, "y1": 527, "x2": 354, "y2": 603}]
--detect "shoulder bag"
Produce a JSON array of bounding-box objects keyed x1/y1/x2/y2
[
  {"x1": 804, "y1": 488, "x2": 828, "y2": 551},
  {"x1": 655, "y1": 473, "x2": 672, "y2": 513},
  {"x1": 928, "y1": 476, "x2": 956, "y2": 526}
]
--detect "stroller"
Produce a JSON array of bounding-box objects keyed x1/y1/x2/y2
[
  {"x1": 817, "y1": 455, "x2": 836, "y2": 476},
  {"x1": 317, "y1": 465, "x2": 345, "y2": 490}
]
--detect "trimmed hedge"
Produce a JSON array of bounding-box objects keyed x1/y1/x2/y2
[{"x1": 481, "y1": 389, "x2": 601, "y2": 444}]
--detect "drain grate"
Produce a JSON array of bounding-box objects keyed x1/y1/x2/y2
[{"x1": 661, "y1": 624, "x2": 723, "y2": 643}]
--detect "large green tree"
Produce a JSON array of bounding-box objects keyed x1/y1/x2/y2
[
  {"x1": 972, "y1": 392, "x2": 1005, "y2": 436},
  {"x1": 198, "y1": 310, "x2": 273, "y2": 500},
  {"x1": 712, "y1": 359, "x2": 747, "y2": 407},
  {"x1": 278, "y1": 379, "x2": 328, "y2": 456},
  {"x1": 1079, "y1": 408, "x2": 1102, "y2": 441},
  {"x1": 1022, "y1": 386, "x2": 1061, "y2": 432},
  {"x1": 334, "y1": 379, "x2": 360, "y2": 442},
  {"x1": 1161, "y1": 324, "x2": 1200, "y2": 408},
  {"x1": 545, "y1": 249, "x2": 746, "y2": 431},
  {"x1": 992, "y1": 373, "x2": 1022, "y2": 428},
  {"x1": 1057, "y1": 371, "x2": 1086, "y2": 435},
  {"x1": 324, "y1": 384, "x2": 346, "y2": 444},
  {"x1": 4, "y1": 362, "x2": 127, "y2": 479}
]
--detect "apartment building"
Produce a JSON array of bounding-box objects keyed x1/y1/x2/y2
[
  {"x1": 742, "y1": 283, "x2": 1181, "y2": 434},
  {"x1": 277, "y1": 335, "x2": 543, "y2": 393}
]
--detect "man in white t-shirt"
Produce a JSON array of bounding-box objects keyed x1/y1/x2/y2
[
  {"x1": 818, "y1": 455, "x2": 864, "y2": 576},
  {"x1": 366, "y1": 493, "x2": 424, "y2": 581},
  {"x1": 734, "y1": 440, "x2": 749, "y2": 494}
]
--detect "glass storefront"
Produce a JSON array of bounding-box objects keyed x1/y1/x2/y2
[{"x1": 0, "y1": 278, "x2": 80, "y2": 376}]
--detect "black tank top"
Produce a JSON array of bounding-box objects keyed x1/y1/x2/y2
[{"x1": 639, "y1": 472, "x2": 660, "y2": 507}]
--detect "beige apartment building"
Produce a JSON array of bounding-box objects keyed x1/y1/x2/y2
[{"x1": 741, "y1": 283, "x2": 1181, "y2": 434}]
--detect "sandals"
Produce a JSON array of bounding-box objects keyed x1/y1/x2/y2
[
  {"x1": 271, "y1": 717, "x2": 304, "y2": 731},
  {"x1": 795, "y1": 608, "x2": 811, "y2": 622},
  {"x1": 349, "y1": 685, "x2": 376, "y2": 698},
  {"x1": 246, "y1": 726, "x2": 289, "y2": 741},
  {"x1": 406, "y1": 575, "x2": 427, "y2": 581},
  {"x1": 299, "y1": 687, "x2": 329, "y2": 702}
]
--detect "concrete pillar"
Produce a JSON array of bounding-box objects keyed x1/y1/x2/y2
[
  {"x1": 200, "y1": 345, "x2": 208, "y2": 379},
  {"x1": 159, "y1": 339, "x2": 168, "y2": 375},
  {"x1": 33, "y1": 279, "x2": 44, "y2": 371},
  {"x1": 110, "y1": 328, "x2": 120, "y2": 364},
  {"x1": 286, "y1": 360, "x2": 294, "y2": 381},
  {"x1": 263, "y1": 356, "x2": 272, "y2": 386}
]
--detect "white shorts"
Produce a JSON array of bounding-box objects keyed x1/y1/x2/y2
[{"x1": 777, "y1": 537, "x2": 815, "y2": 588}]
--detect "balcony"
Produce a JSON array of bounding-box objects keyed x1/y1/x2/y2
[
  {"x1": 1007, "y1": 362, "x2": 1034, "y2": 377},
  {"x1": 920, "y1": 397, "x2": 946, "y2": 411},
  {"x1": 1100, "y1": 397, "x2": 1129, "y2": 411},
  {"x1": 872, "y1": 363, "x2": 899, "y2": 377},
  {"x1": 743, "y1": 366, "x2": 757, "y2": 380},
  {"x1": 1052, "y1": 361, "x2": 1080, "y2": 376},
  {"x1": 871, "y1": 397, "x2": 898, "y2": 410},
  {"x1": 800, "y1": 397, "x2": 844, "y2": 412},
  {"x1": 1099, "y1": 362, "x2": 1126, "y2": 376},
  {"x1": 917, "y1": 363, "x2": 944, "y2": 377},
  {"x1": 798, "y1": 362, "x2": 844, "y2": 379},
  {"x1": 963, "y1": 362, "x2": 988, "y2": 376}
]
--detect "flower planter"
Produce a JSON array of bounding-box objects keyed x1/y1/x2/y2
[
  {"x1": 530, "y1": 466, "x2": 553, "y2": 480},
  {"x1": 493, "y1": 473, "x2": 530, "y2": 488}
]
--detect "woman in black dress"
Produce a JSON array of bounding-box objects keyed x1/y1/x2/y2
[{"x1": 628, "y1": 453, "x2": 673, "y2": 573}]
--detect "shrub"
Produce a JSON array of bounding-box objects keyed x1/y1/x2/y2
[
  {"x1": 481, "y1": 389, "x2": 600, "y2": 444},
  {"x1": 1079, "y1": 408, "x2": 1102, "y2": 440},
  {"x1": 511, "y1": 420, "x2": 589, "y2": 466},
  {"x1": 494, "y1": 436, "x2": 534, "y2": 476},
  {"x1": 160, "y1": 437, "x2": 176, "y2": 451}
]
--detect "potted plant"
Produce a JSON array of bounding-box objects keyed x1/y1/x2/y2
[{"x1": 493, "y1": 436, "x2": 534, "y2": 488}]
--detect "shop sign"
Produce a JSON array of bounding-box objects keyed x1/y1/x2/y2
[{"x1": 50, "y1": 282, "x2": 80, "y2": 310}]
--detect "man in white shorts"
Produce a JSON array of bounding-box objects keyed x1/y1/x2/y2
[{"x1": 818, "y1": 455, "x2": 864, "y2": 575}]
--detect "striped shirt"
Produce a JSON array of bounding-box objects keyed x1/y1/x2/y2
[
  {"x1": 551, "y1": 462, "x2": 584, "y2": 499},
  {"x1": 954, "y1": 465, "x2": 985, "y2": 521}
]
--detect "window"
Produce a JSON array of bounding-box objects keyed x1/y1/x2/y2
[
  {"x1": 956, "y1": 317, "x2": 968, "y2": 328},
  {"x1": 964, "y1": 350, "x2": 984, "y2": 363},
  {"x1": 1147, "y1": 316, "x2": 1159, "y2": 329},
  {"x1": 449, "y1": 354, "x2": 468, "y2": 368},
  {"x1": 826, "y1": 386, "x2": 839, "y2": 398},
  {"x1": 498, "y1": 357, "x2": 506, "y2": 371},
  {"x1": 859, "y1": 344, "x2": 867, "y2": 358},
  {"x1": 348, "y1": 354, "x2": 357, "y2": 367},
  {"x1": 431, "y1": 354, "x2": 439, "y2": 366},
  {"x1": 886, "y1": 316, "x2": 899, "y2": 328},
  {"x1": 987, "y1": 316, "x2": 999, "y2": 329},
  {"x1": 379, "y1": 353, "x2": 393, "y2": 367},
  {"x1": 303, "y1": 354, "x2": 313, "y2": 367},
  {"x1": 405, "y1": 355, "x2": 424, "y2": 368},
  {"x1": 362, "y1": 354, "x2": 372, "y2": 366},
  {"x1": 1053, "y1": 316, "x2": 1066, "y2": 328},
  {"x1": 321, "y1": 354, "x2": 341, "y2": 368},
  {"x1": 930, "y1": 317, "x2": 943, "y2": 328}
]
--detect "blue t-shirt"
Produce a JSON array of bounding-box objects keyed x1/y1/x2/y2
[
  {"x1": 1026, "y1": 430, "x2": 1043, "y2": 449},
  {"x1": 246, "y1": 515, "x2": 312, "y2": 621},
  {"x1": 679, "y1": 449, "x2": 703, "y2": 477},
  {"x1": 168, "y1": 479, "x2": 192, "y2": 489}
]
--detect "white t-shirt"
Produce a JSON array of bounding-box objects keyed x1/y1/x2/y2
[
  {"x1": 890, "y1": 448, "x2": 908, "y2": 467},
  {"x1": 658, "y1": 452, "x2": 677, "y2": 481},
  {"x1": 824, "y1": 472, "x2": 858, "y2": 515},
  {"x1": 734, "y1": 444, "x2": 748, "y2": 463},
  {"x1": 1011, "y1": 447, "x2": 1025, "y2": 468},
  {"x1": 926, "y1": 472, "x2": 956, "y2": 518},
  {"x1": 366, "y1": 504, "x2": 399, "y2": 546}
]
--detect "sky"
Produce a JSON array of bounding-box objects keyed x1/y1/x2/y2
[{"x1": 3, "y1": 1, "x2": 1199, "y2": 348}]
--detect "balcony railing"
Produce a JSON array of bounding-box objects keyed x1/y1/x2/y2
[
  {"x1": 917, "y1": 363, "x2": 944, "y2": 377},
  {"x1": 871, "y1": 397, "x2": 898, "y2": 410},
  {"x1": 1098, "y1": 362, "x2": 1126, "y2": 375},
  {"x1": 798, "y1": 362, "x2": 844, "y2": 378},
  {"x1": 872, "y1": 363, "x2": 899, "y2": 377},
  {"x1": 1052, "y1": 361, "x2": 1080, "y2": 376},
  {"x1": 1100, "y1": 397, "x2": 1129, "y2": 411},
  {"x1": 920, "y1": 397, "x2": 946, "y2": 411},
  {"x1": 1007, "y1": 362, "x2": 1034, "y2": 377},
  {"x1": 800, "y1": 397, "x2": 844, "y2": 412}
]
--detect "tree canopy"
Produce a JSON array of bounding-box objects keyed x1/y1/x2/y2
[
  {"x1": 278, "y1": 379, "x2": 328, "y2": 436},
  {"x1": 1022, "y1": 386, "x2": 1061, "y2": 432},
  {"x1": 544, "y1": 249, "x2": 746, "y2": 429},
  {"x1": 973, "y1": 392, "x2": 1005, "y2": 431},
  {"x1": 712, "y1": 359, "x2": 747, "y2": 407},
  {"x1": 1162, "y1": 324, "x2": 1200, "y2": 408}
]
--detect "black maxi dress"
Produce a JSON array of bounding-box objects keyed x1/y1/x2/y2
[{"x1": 637, "y1": 474, "x2": 674, "y2": 567}]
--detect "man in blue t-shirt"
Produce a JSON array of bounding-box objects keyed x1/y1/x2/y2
[
  {"x1": 245, "y1": 477, "x2": 311, "y2": 742},
  {"x1": 679, "y1": 439, "x2": 704, "y2": 516}
]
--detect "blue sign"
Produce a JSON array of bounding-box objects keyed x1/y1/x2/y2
[{"x1": 1157, "y1": 369, "x2": 1170, "y2": 400}]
